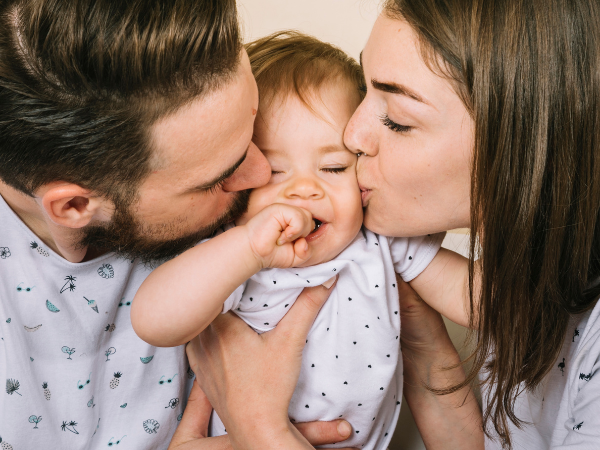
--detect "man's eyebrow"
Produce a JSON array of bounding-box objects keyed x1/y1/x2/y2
[
  {"x1": 189, "y1": 148, "x2": 248, "y2": 192},
  {"x1": 371, "y1": 78, "x2": 429, "y2": 105}
]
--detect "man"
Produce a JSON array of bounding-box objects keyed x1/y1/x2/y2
[{"x1": 0, "y1": 1, "x2": 352, "y2": 448}]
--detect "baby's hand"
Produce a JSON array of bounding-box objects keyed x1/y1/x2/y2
[{"x1": 243, "y1": 203, "x2": 314, "y2": 269}]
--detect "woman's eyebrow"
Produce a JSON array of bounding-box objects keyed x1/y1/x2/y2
[
  {"x1": 370, "y1": 78, "x2": 430, "y2": 106},
  {"x1": 359, "y1": 51, "x2": 432, "y2": 107}
]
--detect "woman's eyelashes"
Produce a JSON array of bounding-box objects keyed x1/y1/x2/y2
[{"x1": 379, "y1": 113, "x2": 412, "y2": 133}]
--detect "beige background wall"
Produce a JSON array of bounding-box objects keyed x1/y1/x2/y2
[{"x1": 237, "y1": 1, "x2": 472, "y2": 448}]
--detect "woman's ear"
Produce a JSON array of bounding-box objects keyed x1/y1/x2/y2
[{"x1": 37, "y1": 182, "x2": 112, "y2": 229}]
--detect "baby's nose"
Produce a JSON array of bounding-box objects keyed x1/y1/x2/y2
[{"x1": 283, "y1": 176, "x2": 325, "y2": 200}]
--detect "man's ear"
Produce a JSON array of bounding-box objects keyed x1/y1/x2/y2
[{"x1": 37, "y1": 182, "x2": 112, "y2": 229}]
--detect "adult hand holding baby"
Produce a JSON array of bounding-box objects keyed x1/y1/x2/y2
[{"x1": 176, "y1": 277, "x2": 359, "y2": 450}]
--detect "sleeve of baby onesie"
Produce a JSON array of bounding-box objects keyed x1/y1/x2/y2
[
  {"x1": 556, "y1": 339, "x2": 600, "y2": 449},
  {"x1": 221, "y1": 281, "x2": 247, "y2": 314},
  {"x1": 387, "y1": 232, "x2": 446, "y2": 282}
]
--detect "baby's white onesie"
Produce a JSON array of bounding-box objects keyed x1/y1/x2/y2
[{"x1": 209, "y1": 227, "x2": 445, "y2": 450}]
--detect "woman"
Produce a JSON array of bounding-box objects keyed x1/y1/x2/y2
[{"x1": 172, "y1": 0, "x2": 600, "y2": 448}]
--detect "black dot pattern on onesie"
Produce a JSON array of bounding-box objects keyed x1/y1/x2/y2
[{"x1": 220, "y1": 227, "x2": 412, "y2": 449}]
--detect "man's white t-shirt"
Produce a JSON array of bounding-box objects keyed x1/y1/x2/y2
[
  {"x1": 0, "y1": 195, "x2": 191, "y2": 449},
  {"x1": 210, "y1": 227, "x2": 445, "y2": 450},
  {"x1": 484, "y1": 297, "x2": 600, "y2": 449}
]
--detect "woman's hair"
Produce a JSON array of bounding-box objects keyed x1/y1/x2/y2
[
  {"x1": 245, "y1": 30, "x2": 365, "y2": 117},
  {"x1": 384, "y1": 0, "x2": 600, "y2": 446}
]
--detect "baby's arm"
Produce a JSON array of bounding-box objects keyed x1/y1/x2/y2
[
  {"x1": 131, "y1": 204, "x2": 315, "y2": 347},
  {"x1": 409, "y1": 248, "x2": 478, "y2": 328}
]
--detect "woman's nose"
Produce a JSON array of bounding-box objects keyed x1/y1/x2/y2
[
  {"x1": 222, "y1": 141, "x2": 271, "y2": 192},
  {"x1": 344, "y1": 99, "x2": 379, "y2": 157},
  {"x1": 283, "y1": 175, "x2": 325, "y2": 200}
]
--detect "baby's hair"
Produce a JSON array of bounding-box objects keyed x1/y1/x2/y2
[{"x1": 245, "y1": 31, "x2": 365, "y2": 117}]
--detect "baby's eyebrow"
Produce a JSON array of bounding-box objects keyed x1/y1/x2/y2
[{"x1": 318, "y1": 145, "x2": 350, "y2": 155}]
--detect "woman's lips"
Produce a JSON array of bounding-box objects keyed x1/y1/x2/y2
[{"x1": 360, "y1": 187, "x2": 372, "y2": 207}]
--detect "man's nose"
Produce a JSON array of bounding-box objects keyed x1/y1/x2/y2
[
  {"x1": 222, "y1": 142, "x2": 271, "y2": 192},
  {"x1": 283, "y1": 175, "x2": 325, "y2": 200}
]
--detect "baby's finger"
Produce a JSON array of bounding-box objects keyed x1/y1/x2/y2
[
  {"x1": 292, "y1": 237, "x2": 311, "y2": 264},
  {"x1": 277, "y1": 208, "x2": 314, "y2": 245}
]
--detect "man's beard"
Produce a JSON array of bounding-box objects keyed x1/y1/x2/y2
[{"x1": 80, "y1": 190, "x2": 250, "y2": 266}]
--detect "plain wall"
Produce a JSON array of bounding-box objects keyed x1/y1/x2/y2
[{"x1": 237, "y1": 2, "x2": 472, "y2": 448}]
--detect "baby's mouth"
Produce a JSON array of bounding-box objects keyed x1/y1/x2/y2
[
  {"x1": 306, "y1": 218, "x2": 327, "y2": 242},
  {"x1": 312, "y1": 219, "x2": 323, "y2": 233}
]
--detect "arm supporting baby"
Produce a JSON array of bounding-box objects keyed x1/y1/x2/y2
[
  {"x1": 404, "y1": 248, "x2": 484, "y2": 448},
  {"x1": 131, "y1": 203, "x2": 315, "y2": 347},
  {"x1": 169, "y1": 281, "x2": 357, "y2": 450},
  {"x1": 399, "y1": 277, "x2": 484, "y2": 449},
  {"x1": 409, "y1": 248, "x2": 479, "y2": 328}
]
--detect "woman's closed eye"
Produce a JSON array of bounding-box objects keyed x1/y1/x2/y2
[{"x1": 379, "y1": 114, "x2": 412, "y2": 133}]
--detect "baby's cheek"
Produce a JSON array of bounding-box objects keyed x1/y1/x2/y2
[{"x1": 235, "y1": 188, "x2": 275, "y2": 226}]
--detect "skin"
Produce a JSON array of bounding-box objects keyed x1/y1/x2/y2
[
  {"x1": 344, "y1": 15, "x2": 472, "y2": 237},
  {"x1": 132, "y1": 83, "x2": 364, "y2": 346},
  {"x1": 182, "y1": 15, "x2": 483, "y2": 450},
  {"x1": 0, "y1": 49, "x2": 352, "y2": 448},
  {"x1": 0, "y1": 51, "x2": 270, "y2": 263},
  {"x1": 238, "y1": 84, "x2": 364, "y2": 266}
]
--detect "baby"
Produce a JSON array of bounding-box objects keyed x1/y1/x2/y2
[{"x1": 132, "y1": 31, "x2": 468, "y2": 450}]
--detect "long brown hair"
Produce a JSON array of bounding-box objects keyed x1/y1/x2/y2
[{"x1": 385, "y1": 0, "x2": 600, "y2": 446}]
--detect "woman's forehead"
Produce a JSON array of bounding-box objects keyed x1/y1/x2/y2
[{"x1": 363, "y1": 14, "x2": 458, "y2": 113}]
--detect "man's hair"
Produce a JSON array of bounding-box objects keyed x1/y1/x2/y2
[
  {"x1": 245, "y1": 31, "x2": 365, "y2": 117},
  {"x1": 384, "y1": 0, "x2": 600, "y2": 447},
  {"x1": 0, "y1": 0, "x2": 241, "y2": 204}
]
